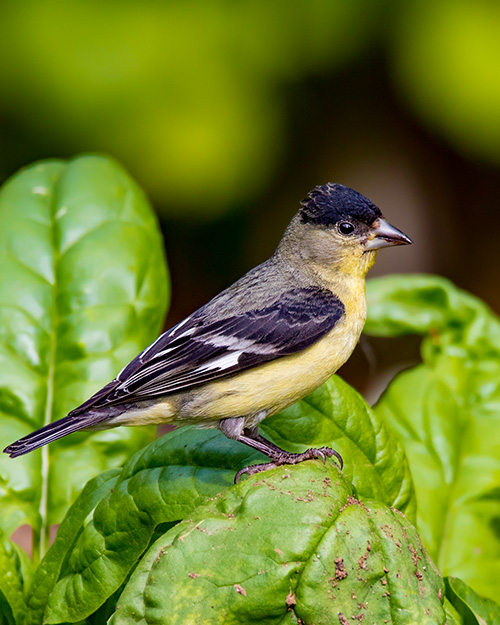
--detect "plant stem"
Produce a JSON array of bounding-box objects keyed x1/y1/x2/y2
[{"x1": 34, "y1": 183, "x2": 60, "y2": 562}]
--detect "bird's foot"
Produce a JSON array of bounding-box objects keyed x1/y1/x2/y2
[{"x1": 234, "y1": 446, "x2": 343, "y2": 483}]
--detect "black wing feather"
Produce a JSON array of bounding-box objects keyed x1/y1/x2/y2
[{"x1": 68, "y1": 286, "x2": 345, "y2": 416}]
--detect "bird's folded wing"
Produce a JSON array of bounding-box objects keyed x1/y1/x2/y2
[{"x1": 69, "y1": 287, "x2": 345, "y2": 415}]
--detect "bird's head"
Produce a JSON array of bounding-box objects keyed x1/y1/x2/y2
[{"x1": 280, "y1": 183, "x2": 412, "y2": 279}]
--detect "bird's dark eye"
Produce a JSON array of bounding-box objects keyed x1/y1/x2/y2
[{"x1": 338, "y1": 222, "x2": 355, "y2": 235}]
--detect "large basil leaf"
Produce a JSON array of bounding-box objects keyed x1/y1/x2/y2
[
  {"x1": 107, "y1": 462, "x2": 444, "y2": 625},
  {"x1": 0, "y1": 155, "x2": 169, "y2": 559},
  {"x1": 366, "y1": 275, "x2": 500, "y2": 600}
]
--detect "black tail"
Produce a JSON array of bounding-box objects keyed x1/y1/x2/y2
[
  {"x1": 3, "y1": 413, "x2": 106, "y2": 458},
  {"x1": 3, "y1": 378, "x2": 124, "y2": 458}
]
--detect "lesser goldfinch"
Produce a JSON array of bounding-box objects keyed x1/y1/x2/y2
[{"x1": 4, "y1": 183, "x2": 411, "y2": 480}]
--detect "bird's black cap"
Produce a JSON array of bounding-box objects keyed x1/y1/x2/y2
[{"x1": 299, "y1": 183, "x2": 382, "y2": 227}]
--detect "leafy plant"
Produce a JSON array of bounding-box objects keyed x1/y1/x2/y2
[
  {"x1": 0, "y1": 154, "x2": 169, "y2": 565},
  {"x1": 110, "y1": 462, "x2": 443, "y2": 625},
  {"x1": 27, "y1": 376, "x2": 414, "y2": 624},
  {"x1": 0, "y1": 158, "x2": 499, "y2": 624},
  {"x1": 366, "y1": 275, "x2": 500, "y2": 601}
]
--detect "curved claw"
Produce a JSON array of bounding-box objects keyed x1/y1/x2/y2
[
  {"x1": 316, "y1": 450, "x2": 326, "y2": 464},
  {"x1": 234, "y1": 466, "x2": 249, "y2": 484},
  {"x1": 312, "y1": 447, "x2": 343, "y2": 470},
  {"x1": 332, "y1": 448, "x2": 343, "y2": 470},
  {"x1": 234, "y1": 461, "x2": 278, "y2": 483}
]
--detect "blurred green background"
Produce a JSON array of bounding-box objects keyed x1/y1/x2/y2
[{"x1": 1, "y1": 0, "x2": 500, "y2": 394}]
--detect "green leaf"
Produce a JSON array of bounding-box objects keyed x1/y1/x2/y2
[
  {"x1": 25, "y1": 469, "x2": 120, "y2": 625},
  {"x1": 0, "y1": 530, "x2": 33, "y2": 625},
  {"x1": 365, "y1": 274, "x2": 500, "y2": 344},
  {"x1": 41, "y1": 427, "x2": 263, "y2": 623},
  {"x1": 262, "y1": 375, "x2": 416, "y2": 519},
  {"x1": 445, "y1": 576, "x2": 500, "y2": 625},
  {"x1": 0, "y1": 155, "x2": 169, "y2": 558},
  {"x1": 367, "y1": 275, "x2": 500, "y2": 600},
  {"x1": 109, "y1": 462, "x2": 445, "y2": 625}
]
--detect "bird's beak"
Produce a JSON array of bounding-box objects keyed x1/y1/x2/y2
[{"x1": 365, "y1": 218, "x2": 413, "y2": 250}]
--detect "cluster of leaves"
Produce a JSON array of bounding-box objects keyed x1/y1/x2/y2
[
  {"x1": 0, "y1": 154, "x2": 169, "y2": 600},
  {"x1": 1, "y1": 157, "x2": 500, "y2": 623},
  {"x1": 367, "y1": 275, "x2": 500, "y2": 599}
]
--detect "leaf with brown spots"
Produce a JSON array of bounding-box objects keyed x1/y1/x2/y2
[{"x1": 109, "y1": 463, "x2": 446, "y2": 625}]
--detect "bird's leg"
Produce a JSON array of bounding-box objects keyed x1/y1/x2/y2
[{"x1": 219, "y1": 418, "x2": 343, "y2": 483}]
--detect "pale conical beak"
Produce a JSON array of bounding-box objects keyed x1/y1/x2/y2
[{"x1": 365, "y1": 218, "x2": 413, "y2": 250}]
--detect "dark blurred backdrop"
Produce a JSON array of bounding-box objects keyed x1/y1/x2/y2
[{"x1": 1, "y1": 0, "x2": 500, "y2": 396}]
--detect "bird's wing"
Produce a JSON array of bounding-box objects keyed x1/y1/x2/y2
[{"x1": 69, "y1": 286, "x2": 345, "y2": 415}]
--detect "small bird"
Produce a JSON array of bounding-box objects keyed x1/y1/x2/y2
[{"x1": 4, "y1": 183, "x2": 411, "y2": 481}]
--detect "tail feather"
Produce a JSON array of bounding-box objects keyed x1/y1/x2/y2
[{"x1": 3, "y1": 412, "x2": 107, "y2": 458}]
